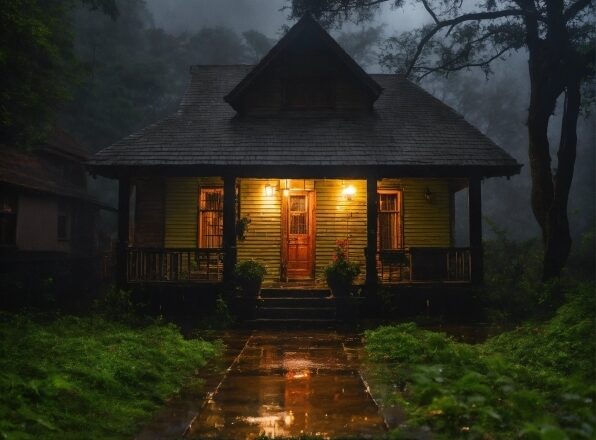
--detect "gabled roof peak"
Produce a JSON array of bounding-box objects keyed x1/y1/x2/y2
[{"x1": 224, "y1": 13, "x2": 383, "y2": 112}]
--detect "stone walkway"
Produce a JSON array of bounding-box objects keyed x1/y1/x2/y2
[{"x1": 184, "y1": 330, "x2": 387, "y2": 439}]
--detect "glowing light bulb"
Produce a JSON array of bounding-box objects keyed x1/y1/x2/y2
[{"x1": 342, "y1": 185, "x2": 356, "y2": 200}]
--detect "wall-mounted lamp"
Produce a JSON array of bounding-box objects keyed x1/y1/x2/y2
[
  {"x1": 424, "y1": 187, "x2": 433, "y2": 202},
  {"x1": 342, "y1": 184, "x2": 356, "y2": 201},
  {"x1": 265, "y1": 184, "x2": 274, "y2": 197},
  {"x1": 282, "y1": 179, "x2": 290, "y2": 197}
]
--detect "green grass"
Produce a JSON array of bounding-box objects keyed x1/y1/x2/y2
[
  {"x1": 364, "y1": 283, "x2": 595, "y2": 439},
  {"x1": 0, "y1": 314, "x2": 221, "y2": 439}
]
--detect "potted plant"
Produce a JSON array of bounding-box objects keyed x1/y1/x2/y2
[
  {"x1": 234, "y1": 260, "x2": 267, "y2": 298},
  {"x1": 325, "y1": 240, "x2": 360, "y2": 297},
  {"x1": 236, "y1": 215, "x2": 251, "y2": 241}
]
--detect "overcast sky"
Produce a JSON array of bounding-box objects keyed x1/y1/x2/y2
[
  {"x1": 142, "y1": 0, "x2": 594, "y2": 240},
  {"x1": 145, "y1": 0, "x2": 429, "y2": 40}
]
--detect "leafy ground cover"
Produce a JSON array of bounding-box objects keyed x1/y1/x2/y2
[
  {"x1": 0, "y1": 314, "x2": 220, "y2": 439},
  {"x1": 364, "y1": 283, "x2": 595, "y2": 439}
]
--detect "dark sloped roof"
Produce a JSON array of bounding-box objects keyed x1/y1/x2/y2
[
  {"x1": 43, "y1": 127, "x2": 91, "y2": 160},
  {"x1": 89, "y1": 65, "x2": 521, "y2": 177},
  {"x1": 1, "y1": 147, "x2": 97, "y2": 203},
  {"x1": 225, "y1": 14, "x2": 382, "y2": 111}
]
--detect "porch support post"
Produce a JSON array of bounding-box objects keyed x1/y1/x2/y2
[
  {"x1": 469, "y1": 176, "x2": 483, "y2": 284},
  {"x1": 223, "y1": 175, "x2": 237, "y2": 284},
  {"x1": 116, "y1": 175, "x2": 130, "y2": 287},
  {"x1": 366, "y1": 175, "x2": 378, "y2": 290}
]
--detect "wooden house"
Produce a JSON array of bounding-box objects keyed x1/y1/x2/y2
[
  {"x1": 88, "y1": 16, "x2": 521, "y2": 290},
  {"x1": 1, "y1": 129, "x2": 112, "y2": 304}
]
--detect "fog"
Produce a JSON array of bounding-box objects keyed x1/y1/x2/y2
[{"x1": 80, "y1": 0, "x2": 594, "y2": 243}]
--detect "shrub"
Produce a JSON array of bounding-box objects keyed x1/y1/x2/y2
[
  {"x1": 325, "y1": 240, "x2": 360, "y2": 295},
  {"x1": 0, "y1": 313, "x2": 220, "y2": 439},
  {"x1": 363, "y1": 283, "x2": 596, "y2": 439},
  {"x1": 234, "y1": 260, "x2": 267, "y2": 296}
]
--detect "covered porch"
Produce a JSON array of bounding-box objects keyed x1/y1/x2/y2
[{"x1": 116, "y1": 171, "x2": 484, "y2": 289}]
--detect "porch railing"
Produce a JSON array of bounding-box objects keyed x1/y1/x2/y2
[
  {"x1": 127, "y1": 247, "x2": 224, "y2": 283},
  {"x1": 376, "y1": 247, "x2": 471, "y2": 283}
]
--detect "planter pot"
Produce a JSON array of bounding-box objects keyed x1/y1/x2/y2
[
  {"x1": 240, "y1": 280, "x2": 262, "y2": 299},
  {"x1": 326, "y1": 277, "x2": 352, "y2": 297}
]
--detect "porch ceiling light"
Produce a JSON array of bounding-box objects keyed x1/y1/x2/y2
[
  {"x1": 265, "y1": 184, "x2": 274, "y2": 197},
  {"x1": 342, "y1": 184, "x2": 356, "y2": 201}
]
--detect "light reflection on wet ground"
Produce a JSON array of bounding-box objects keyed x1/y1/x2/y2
[{"x1": 185, "y1": 331, "x2": 387, "y2": 439}]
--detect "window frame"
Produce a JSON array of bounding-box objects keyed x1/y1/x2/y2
[
  {"x1": 197, "y1": 187, "x2": 224, "y2": 249},
  {"x1": 377, "y1": 190, "x2": 403, "y2": 251}
]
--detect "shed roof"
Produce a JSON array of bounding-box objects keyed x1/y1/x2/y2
[
  {"x1": 89, "y1": 65, "x2": 521, "y2": 177},
  {"x1": 1, "y1": 147, "x2": 100, "y2": 204}
]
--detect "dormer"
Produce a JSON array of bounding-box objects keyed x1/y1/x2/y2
[{"x1": 224, "y1": 15, "x2": 383, "y2": 115}]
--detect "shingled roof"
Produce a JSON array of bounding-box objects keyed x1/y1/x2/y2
[
  {"x1": 89, "y1": 16, "x2": 521, "y2": 179},
  {"x1": 89, "y1": 66, "x2": 520, "y2": 177}
]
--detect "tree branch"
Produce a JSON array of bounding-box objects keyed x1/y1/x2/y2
[
  {"x1": 415, "y1": 45, "x2": 515, "y2": 79},
  {"x1": 405, "y1": 9, "x2": 529, "y2": 76},
  {"x1": 420, "y1": 0, "x2": 439, "y2": 23},
  {"x1": 564, "y1": 0, "x2": 592, "y2": 20}
]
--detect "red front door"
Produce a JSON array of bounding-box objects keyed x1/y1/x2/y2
[{"x1": 282, "y1": 192, "x2": 315, "y2": 280}]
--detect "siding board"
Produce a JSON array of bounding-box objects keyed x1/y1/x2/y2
[{"x1": 163, "y1": 176, "x2": 454, "y2": 285}]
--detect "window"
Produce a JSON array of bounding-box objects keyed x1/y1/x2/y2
[
  {"x1": 0, "y1": 189, "x2": 17, "y2": 246},
  {"x1": 284, "y1": 78, "x2": 335, "y2": 110},
  {"x1": 57, "y1": 202, "x2": 70, "y2": 241},
  {"x1": 289, "y1": 195, "x2": 307, "y2": 234},
  {"x1": 198, "y1": 188, "x2": 223, "y2": 248},
  {"x1": 378, "y1": 191, "x2": 402, "y2": 250}
]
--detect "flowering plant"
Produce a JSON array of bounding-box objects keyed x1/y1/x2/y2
[{"x1": 324, "y1": 240, "x2": 360, "y2": 295}]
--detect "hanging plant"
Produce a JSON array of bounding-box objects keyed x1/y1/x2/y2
[{"x1": 236, "y1": 215, "x2": 251, "y2": 241}]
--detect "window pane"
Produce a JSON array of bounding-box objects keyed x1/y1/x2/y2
[
  {"x1": 199, "y1": 188, "x2": 223, "y2": 248},
  {"x1": 378, "y1": 192, "x2": 401, "y2": 250},
  {"x1": 379, "y1": 194, "x2": 397, "y2": 212},
  {"x1": 290, "y1": 196, "x2": 305, "y2": 212},
  {"x1": 290, "y1": 214, "x2": 306, "y2": 234}
]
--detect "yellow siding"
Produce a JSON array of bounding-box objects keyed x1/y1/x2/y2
[
  {"x1": 314, "y1": 179, "x2": 367, "y2": 284},
  {"x1": 164, "y1": 177, "x2": 222, "y2": 247},
  {"x1": 380, "y1": 178, "x2": 452, "y2": 247},
  {"x1": 163, "y1": 176, "x2": 453, "y2": 284},
  {"x1": 237, "y1": 179, "x2": 282, "y2": 283}
]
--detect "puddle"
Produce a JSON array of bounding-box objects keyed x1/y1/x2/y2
[{"x1": 184, "y1": 331, "x2": 387, "y2": 439}]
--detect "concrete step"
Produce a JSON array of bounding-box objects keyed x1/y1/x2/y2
[
  {"x1": 247, "y1": 318, "x2": 337, "y2": 329},
  {"x1": 257, "y1": 297, "x2": 335, "y2": 308},
  {"x1": 256, "y1": 306, "x2": 336, "y2": 320},
  {"x1": 260, "y1": 288, "x2": 331, "y2": 299}
]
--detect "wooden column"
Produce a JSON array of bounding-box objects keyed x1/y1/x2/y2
[
  {"x1": 223, "y1": 175, "x2": 237, "y2": 284},
  {"x1": 366, "y1": 175, "x2": 378, "y2": 289},
  {"x1": 469, "y1": 176, "x2": 484, "y2": 284},
  {"x1": 116, "y1": 175, "x2": 130, "y2": 287}
]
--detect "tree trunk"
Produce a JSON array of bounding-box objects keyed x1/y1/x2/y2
[
  {"x1": 542, "y1": 74, "x2": 581, "y2": 280},
  {"x1": 526, "y1": 47, "x2": 560, "y2": 242}
]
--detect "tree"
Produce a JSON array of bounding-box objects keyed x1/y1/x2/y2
[
  {"x1": 243, "y1": 30, "x2": 275, "y2": 62},
  {"x1": 0, "y1": 0, "x2": 117, "y2": 147},
  {"x1": 290, "y1": 0, "x2": 594, "y2": 280},
  {"x1": 62, "y1": 2, "x2": 273, "y2": 150},
  {"x1": 336, "y1": 26, "x2": 383, "y2": 67}
]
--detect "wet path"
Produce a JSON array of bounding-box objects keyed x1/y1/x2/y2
[{"x1": 185, "y1": 330, "x2": 387, "y2": 439}]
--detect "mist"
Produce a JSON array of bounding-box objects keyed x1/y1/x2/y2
[{"x1": 75, "y1": 0, "x2": 593, "y2": 243}]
